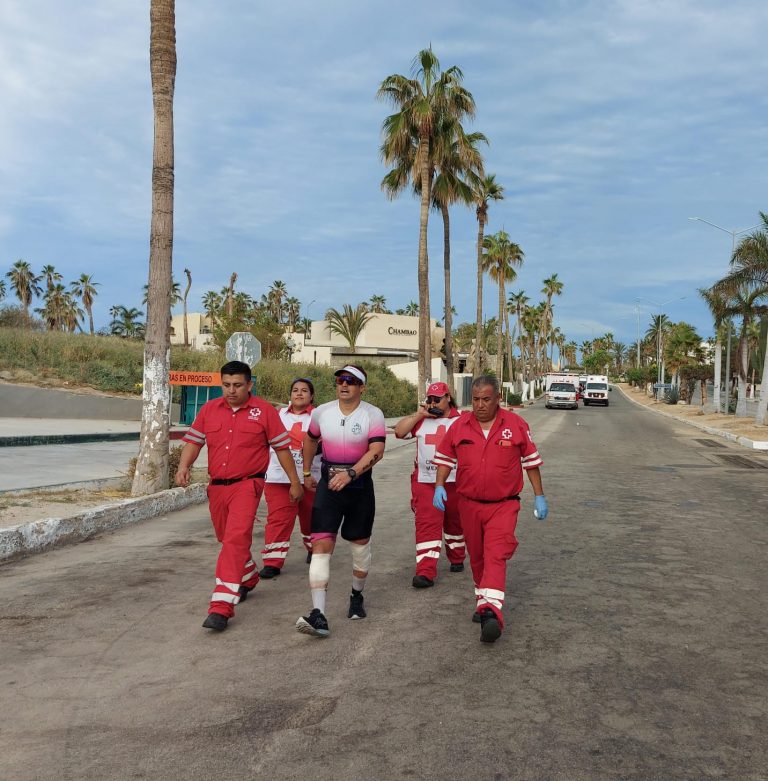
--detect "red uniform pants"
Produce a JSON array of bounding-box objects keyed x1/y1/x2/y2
[
  {"x1": 458, "y1": 496, "x2": 520, "y2": 628},
  {"x1": 411, "y1": 478, "x2": 465, "y2": 579},
  {"x1": 206, "y1": 478, "x2": 263, "y2": 618},
  {"x1": 261, "y1": 482, "x2": 314, "y2": 569}
]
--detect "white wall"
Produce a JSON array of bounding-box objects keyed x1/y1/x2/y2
[{"x1": 389, "y1": 357, "x2": 446, "y2": 391}]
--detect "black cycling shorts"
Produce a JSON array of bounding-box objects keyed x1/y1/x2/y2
[{"x1": 311, "y1": 472, "x2": 375, "y2": 541}]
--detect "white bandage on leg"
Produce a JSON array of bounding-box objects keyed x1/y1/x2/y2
[
  {"x1": 308, "y1": 552, "x2": 331, "y2": 589},
  {"x1": 350, "y1": 541, "x2": 372, "y2": 574}
]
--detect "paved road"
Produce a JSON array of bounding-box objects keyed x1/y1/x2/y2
[{"x1": 2, "y1": 394, "x2": 767, "y2": 781}]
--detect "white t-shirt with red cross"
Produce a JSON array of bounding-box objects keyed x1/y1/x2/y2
[
  {"x1": 265, "y1": 406, "x2": 322, "y2": 484},
  {"x1": 408, "y1": 409, "x2": 461, "y2": 483}
]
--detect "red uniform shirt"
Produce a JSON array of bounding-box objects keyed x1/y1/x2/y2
[
  {"x1": 182, "y1": 396, "x2": 291, "y2": 480},
  {"x1": 433, "y1": 408, "x2": 542, "y2": 501}
]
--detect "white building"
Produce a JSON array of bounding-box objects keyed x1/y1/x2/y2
[{"x1": 169, "y1": 313, "x2": 215, "y2": 350}]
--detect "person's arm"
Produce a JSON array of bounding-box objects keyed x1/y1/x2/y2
[
  {"x1": 327, "y1": 442, "x2": 384, "y2": 492},
  {"x1": 434, "y1": 464, "x2": 451, "y2": 489},
  {"x1": 526, "y1": 466, "x2": 544, "y2": 496},
  {"x1": 275, "y1": 447, "x2": 304, "y2": 502},
  {"x1": 302, "y1": 435, "x2": 320, "y2": 491},
  {"x1": 175, "y1": 442, "x2": 201, "y2": 486},
  {"x1": 393, "y1": 407, "x2": 429, "y2": 439}
]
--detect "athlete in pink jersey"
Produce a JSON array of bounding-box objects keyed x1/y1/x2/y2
[
  {"x1": 295, "y1": 365, "x2": 386, "y2": 638},
  {"x1": 394, "y1": 381, "x2": 466, "y2": 588}
]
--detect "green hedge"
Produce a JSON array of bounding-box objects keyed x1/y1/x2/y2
[{"x1": 0, "y1": 328, "x2": 416, "y2": 416}]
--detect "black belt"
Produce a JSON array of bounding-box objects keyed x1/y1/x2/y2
[
  {"x1": 210, "y1": 472, "x2": 266, "y2": 486},
  {"x1": 470, "y1": 494, "x2": 520, "y2": 504}
]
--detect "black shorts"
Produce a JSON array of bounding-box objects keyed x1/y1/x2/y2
[{"x1": 311, "y1": 472, "x2": 376, "y2": 541}]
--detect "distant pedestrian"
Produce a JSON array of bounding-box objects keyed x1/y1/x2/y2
[
  {"x1": 259, "y1": 378, "x2": 321, "y2": 578},
  {"x1": 433, "y1": 375, "x2": 548, "y2": 643},
  {"x1": 175, "y1": 361, "x2": 303, "y2": 632},
  {"x1": 295, "y1": 365, "x2": 386, "y2": 638},
  {"x1": 394, "y1": 381, "x2": 465, "y2": 589}
]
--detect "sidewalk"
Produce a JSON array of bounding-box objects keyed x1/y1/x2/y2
[
  {"x1": 616, "y1": 383, "x2": 768, "y2": 450},
  {"x1": 0, "y1": 418, "x2": 192, "y2": 446}
]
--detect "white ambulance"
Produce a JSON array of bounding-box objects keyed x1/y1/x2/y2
[{"x1": 582, "y1": 375, "x2": 611, "y2": 406}]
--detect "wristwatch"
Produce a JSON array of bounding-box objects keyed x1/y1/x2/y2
[
  {"x1": 346, "y1": 468, "x2": 357, "y2": 481},
  {"x1": 302, "y1": 470, "x2": 312, "y2": 477}
]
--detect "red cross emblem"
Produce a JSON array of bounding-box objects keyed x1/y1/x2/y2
[
  {"x1": 288, "y1": 422, "x2": 306, "y2": 450},
  {"x1": 501, "y1": 428, "x2": 513, "y2": 440},
  {"x1": 424, "y1": 424, "x2": 447, "y2": 449}
]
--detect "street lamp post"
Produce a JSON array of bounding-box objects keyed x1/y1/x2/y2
[{"x1": 689, "y1": 217, "x2": 761, "y2": 415}]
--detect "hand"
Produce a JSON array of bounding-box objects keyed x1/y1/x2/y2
[
  {"x1": 304, "y1": 475, "x2": 317, "y2": 492},
  {"x1": 433, "y1": 485, "x2": 447, "y2": 511},
  {"x1": 328, "y1": 471, "x2": 352, "y2": 492},
  {"x1": 289, "y1": 482, "x2": 304, "y2": 503},
  {"x1": 175, "y1": 467, "x2": 190, "y2": 487},
  {"x1": 533, "y1": 495, "x2": 548, "y2": 520}
]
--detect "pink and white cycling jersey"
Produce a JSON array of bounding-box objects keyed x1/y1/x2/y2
[
  {"x1": 265, "y1": 406, "x2": 322, "y2": 484},
  {"x1": 308, "y1": 399, "x2": 387, "y2": 465},
  {"x1": 408, "y1": 410, "x2": 461, "y2": 483}
]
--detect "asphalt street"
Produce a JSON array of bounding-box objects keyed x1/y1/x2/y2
[{"x1": 2, "y1": 392, "x2": 767, "y2": 781}]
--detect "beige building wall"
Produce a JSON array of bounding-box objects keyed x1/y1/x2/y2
[{"x1": 170, "y1": 312, "x2": 215, "y2": 348}]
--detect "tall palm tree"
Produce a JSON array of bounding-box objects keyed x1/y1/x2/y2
[
  {"x1": 71, "y1": 274, "x2": 100, "y2": 335},
  {"x1": 110, "y1": 305, "x2": 145, "y2": 337},
  {"x1": 133, "y1": 0, "x2": 176, "y2": 497},
  {"x1": 202, "y1": 290, "x2": 222, "y2": 330},
  {"x1": 181, "y1": 268, "x2": 192, "y2": 347},
  {"x1": 268, "y1": 280, "x2": 288, "y2": 323},
  {"x1": 285, "y1": 296, "x2": 301, "y2": 332},
  {"x1": 699, "y1": 285, "x2": 729, "y2": 412},
  {"x1": 612, "y1": 342, "x2": 627, "y2": 373},
  {"x1": 403, "y1": 301, "x2": 419, "y2": 317},
  {"x1": 378, "y1": 47, "x2": 477, "y2": 393},
  {"x1": 540, "y1": 274, "x2": 564, "y2": 372},
  {"x1": 472, "y1": 174, "x2": 504, "y2": 373},
  {"x1": 483, "y1": 231, "x2": 524, "y2": 381},
  {"x1": 325, "y1": 304, "x2": 374, "y2": 351},
  {"x1": 508, "y1": 291, "x2": 529, "y2": 384},
  {"x1": 5, "y1": 260, "x2": 42, "y2": 317},
  {"x1": 36, "y1": 284, "x2": 75, "y2": 331},
  {"x1": 40, "y1": 264, "x2": 62, "y2": 293},
  {"x1": 0, "y1": 279, "x2": 5, "y2": 302}
]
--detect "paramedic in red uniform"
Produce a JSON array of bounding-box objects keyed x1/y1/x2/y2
[
  {"x1": 432, "y1": 375, "x2": 548, "y2": 643},
  {"x1": 394, "y1": 381, "x2": 465, "y2": 588},
  {"x1": 175, "y1": 361, "x2": 303, "y2": 632},
  {"x1": 259, "y1": 378, "x2": 321, "y2": 578}
]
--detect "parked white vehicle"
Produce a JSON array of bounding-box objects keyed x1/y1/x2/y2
[
  {"x1": 544, "y1": 381, "x2": 579, "y2": 409},
  {"x1": 582, "y1": 375, "x2": 611, "y2": 406},
  {"x1": 544, "y1": 372, "x2": 581, "y2": 393}
]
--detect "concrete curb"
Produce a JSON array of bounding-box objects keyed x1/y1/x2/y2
[
  {"x1": 0, "y1": 483, "x2": 207, "y2": 563},
  {"x1": 616, "y1": 386, "x2": 768, "y2": 451},
  {"x1": 0, "y1": 430, "x2": 188, "y2": 448}
]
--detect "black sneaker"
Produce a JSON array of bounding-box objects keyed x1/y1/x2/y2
[
  {"x1": 412, "y1": 574, "x2": 434, "y2": 589},
  {"x1": 472, "y1": 611, "x2": 482, "y2": 623},
  {"x1": 348, "y1": 589, "x2": 366, "y2": 619},
  {"x1": 202, "y1": 613, "x2": 228, "y2": 631},
  {"x1": 238, "y1": 585, "x2": 254, "y2": 602},
  {"x1": 306, "y1": 551, "x2": 313, "y2": 564},
  {"x1": 449, "y1": 563, "x2": 464, "y2": 573},
  {"x1": 259, "y1": 565, "x2": 281, "y2": 579},
  {"x1": 479, "y1": 608, "x2": 501, "y2": 643},
  {"x1": 295, "y1": 608, "x2": 330, "y2": 637}
]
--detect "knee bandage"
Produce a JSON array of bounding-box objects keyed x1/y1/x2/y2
[
  {"x1": 308, "y1": 552, "x2": 331, "y2": 589},
  {"x1": 350, "y1": 541, "x2": 372, "y2": 574}
]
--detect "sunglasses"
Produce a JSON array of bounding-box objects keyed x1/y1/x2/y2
[
  {"x1": 426, "y1": 395, "x2": 446, "y2": 404},
  {"x1": 336, "y1": 375, "x2": 363, "y2": 386}
]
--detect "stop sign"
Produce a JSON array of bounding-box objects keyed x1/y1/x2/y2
[{"x1": 225, "y1": 332, "x2": 262, "y2": 366}]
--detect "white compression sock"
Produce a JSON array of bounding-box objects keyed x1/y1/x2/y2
[
  {"x1": 351, "y1": 576, "x2": 366, "y2": 592},
  {"x1": 311, "y1": 588, "x2": 326, "y2": 612}
]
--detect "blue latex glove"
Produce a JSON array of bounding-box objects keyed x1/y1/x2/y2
[
  {"x1": 433, "y1": 485, "x2": 447, "y2": 511},
  {"x1": 533, "y1": 495, "x2": 549, "y2": 520}
]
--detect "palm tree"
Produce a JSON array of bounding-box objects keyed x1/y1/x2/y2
[
  {"x1": 378, "y1": 47, "x2": 477, "y2": 393},
  {"x1": 699, "y1": 286, "x2": 729, "y2": 412},
  {"x1": 646, "y1": 315, "x2": 670, "y2": 376},
  {"x1": 202, "y1": 290, "x2": 222, "y2": 330},
  {"x1": 541, "y1": 274, "x2": 564, "y2": 372},
  {"x1": 5, "y1": 260, "x2": 42, "y2": 317},
  {"x1": 70, "y1": 274, "x2": 100, "y2": 335},
  {"x1": 483, "y1": 231, "x2": 524, "y2": 381},
  {"x1": 37, "y1": 284, "x2": 78, "y2": 331},
  {"x1": 268, "y1": 280, "x2": 288, "y2": 323},
  {"x1": 664, "y1": 322, "x2": 703, "y2": 395},
  {"x1": 0, "y1": 279, "x2": 5, "y2": 301},
  {"x1": 369, "y1": 294, "x2": 389, "y2": 314},
  {"x1": 40, "y1": 264, "x2": 62, "y2": 293},
  {"x1": 285, "y1": 296, "x2": 301, "y2": 331},
  {"x1": 181, "y1": 268, "x2": 192, "y2": 347},
  {"x1": 133, "y1": 0, "x2": 176, "y2": 497},
  {"x1": 325, "y1": 304, "x2": 374, "y2": 351},
  {"x1": 110, "y1": 305, "x2": 145, "y2": 337},
  {"x1": 508, "y1": 291, "x2": 529, "y2": 385},
  {"x1": 612, "y1": 342, "x2": 627, "y2": 373},
  {"x1": 403, "y1": 301, "x2": 419, "y2": 317},
  {"x1": 472, "y1": 174, "x2": 504, "y2": 372},
  {"x1": 142, "y1": 277, "x2": 181, "y2": 308}
]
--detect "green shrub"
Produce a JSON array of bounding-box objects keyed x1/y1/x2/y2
[
  {"x1": 507, "y1": 392, "x2": 523, "y2": 406},
  {"x1": 666, "y1": 386, "x2": 679, "y2": 405}
]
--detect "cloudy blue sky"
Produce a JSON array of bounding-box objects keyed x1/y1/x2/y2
[{"x1": 1, "y1": 0, "x2": 766, "y2": 349}]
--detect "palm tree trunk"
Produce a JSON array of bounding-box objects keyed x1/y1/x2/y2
[
  {"x1": 440, "y1": 202, "x2": 455, "y2": 396},
  {"x1": 474, "y1": 216, "x2": 485, "y2": 374},
  {"x1": 755, "y1": 328, "x2": 768, "y2": 425},
  {"x1": 496, "y1": 275, "x2": 504, "y2": 380},
  {"x1": 182, "y1": 268, "x2": 191, "y2": 347},
  {"x1": 736, "y1": 333, "x2": 748, "y2": 417},
  {"x1": 505, "y1": 312, "x2": 515, "y2": 386},
  {"x1": 416, "y1": 136, "x2": 431, "y2": 396},
  {"x1": 712, "y1": 339, "x2": 722, "y2": 412},
  {"x1": 87, "y1": 305, "x2": 94, "y2": 335},
  {"x1": 132, "y1": 0, "x2": 176, "y2": 497}
]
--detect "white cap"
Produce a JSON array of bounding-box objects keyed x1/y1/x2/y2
[{"x1": 334, "y1": 365, "x2": 367, "y2": 384}]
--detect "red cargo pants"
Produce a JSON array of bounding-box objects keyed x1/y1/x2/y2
[
  {"x1": 206, "y1": 478, "x2": 263, "y2": 618},
  {"x1": 261, "y1": 482, "x2": 314, "y2": 569},
  {"x1": 458, "y1": 496, "x2": 520, "y2": 628},
  {"x1": 411, "y1": 478, "x2": 465, "y2": 579}
]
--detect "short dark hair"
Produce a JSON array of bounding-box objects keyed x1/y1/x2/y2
[
  {"x1": 291, "y1": 377, "x2": 315, "y2": 398},
  {"x1": 472, "y1": 375, "x2": 499, "y2": 394},
  {"x1": 220, "y1": 361, "x2": 252, "y2": 381}
]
